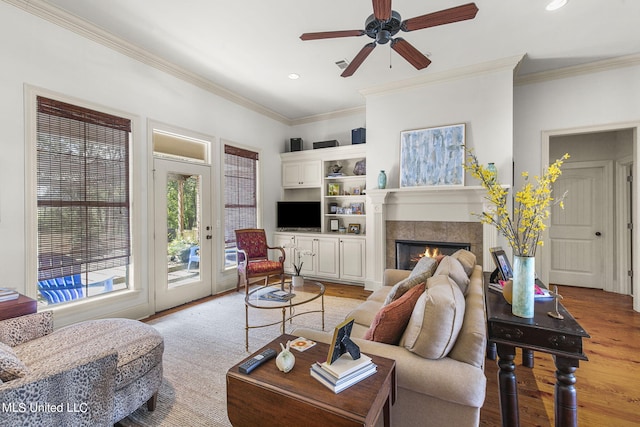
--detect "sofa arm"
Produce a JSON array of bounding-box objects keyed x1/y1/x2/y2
[
  {"x1": 0, "y1": 311, "x2": 53, "y2": 347},
  {"x1": 292, "y1": 327, "x2": 486, "y2": 409},
  {"x1": 0, "y1": 350, "x2": 118, "y2": 426},
  {"x1": 383, "y1": 269, "x2": 411, "y2": 287}
]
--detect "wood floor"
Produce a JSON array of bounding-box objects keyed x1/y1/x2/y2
[{"x1": 143, "y1": 281, "x2": 640, "y2": 426}]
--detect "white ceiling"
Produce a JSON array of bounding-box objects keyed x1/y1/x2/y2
[{"x1": 37, "y1": 0, "x2": 640, "y2": 121}]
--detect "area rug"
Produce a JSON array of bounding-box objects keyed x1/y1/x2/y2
[{"x1": 119, "y1": 291, "x2": 361, "y2": 426}]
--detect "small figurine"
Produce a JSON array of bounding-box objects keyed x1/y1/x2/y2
[
  {"x1": 276, "y1": 341, "x2": 295, "y2": 373},
  {"x1": 547, "y1": 285, "x2": 564, "y2": 320},
  {"x1": 330, "y1": 164, "x2": 342, "y2": 174}
]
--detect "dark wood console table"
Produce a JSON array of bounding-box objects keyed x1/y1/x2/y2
[{"x1": 485, "y1": 283, "x2": 590, "y2": 427}]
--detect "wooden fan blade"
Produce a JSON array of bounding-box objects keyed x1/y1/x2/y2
[
  {"x1": 402, "y1": 3, "x2": 479, "y2": 32},
  {"x1": 300, "y1": 30, "x2": 364, "y2": 41},
  {"x1": 341, "y1": 43, "x2": 376, "y2": 77},
  {"x1": 391, "y1": 38, "x2": 431, "y2": 70},
  {"x1": 372, "y1": 0, "x2": 392, "y2": 21}
]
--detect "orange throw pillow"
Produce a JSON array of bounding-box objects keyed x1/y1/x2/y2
[{"x1": 363, "y1": 282, "x2": 426, "y2": 344}]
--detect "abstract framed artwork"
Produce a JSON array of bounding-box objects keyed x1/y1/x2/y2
[{"x1": 400, "y1": 123, "x2": 465, "y2": 187}]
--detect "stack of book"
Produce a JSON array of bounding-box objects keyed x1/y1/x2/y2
[
  {"x1": 310, "y1": 353, "x2": 376, "y2": 393},
  {"x1": 0, "y1": 288, "x2": 19, "y2": 302}
]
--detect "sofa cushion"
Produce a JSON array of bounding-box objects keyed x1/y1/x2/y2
[
  {"x1": 384, "y1": 257, "x2": 437, "y2": 306},
  {"x1": 363, "y1": 282, "x2": 425, "y2": 344},
  {"x1": 451, "y1": 249, "x2": 476, "y2": 277},
  {"x1": 347, "y1": 300, "x2": 385, "y2": 328},
  {"x1": 0, "y1": 341, "x2": 29, "y2": 381},
  {"x1": 400, "y1": 274, "x2": 465, "y2": 359},
  {"x1": 409, "y1": 256, "x2": 438, "y2": 279},
  {"x1": 434, "y1": 255, "x2": 470, "y2": 295}
]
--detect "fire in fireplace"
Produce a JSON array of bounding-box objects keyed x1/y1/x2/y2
[{"x1": 396, "y1": 240, "x2": 471, "y2": 270}]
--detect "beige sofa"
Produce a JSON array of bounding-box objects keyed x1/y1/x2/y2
[{"x1": 295, "y1": 256, "x2": 487, "y2": 427}]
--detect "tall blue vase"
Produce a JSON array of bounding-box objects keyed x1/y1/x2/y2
[
  {"x1": 378, "y1": 170, "x2": 387, "y2": 189},
  {"x1": 512, "y1": 255, "x2": 535, "y2": 318}
]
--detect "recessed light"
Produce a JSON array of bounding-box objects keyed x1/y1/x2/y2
[
  {"x1": 546, "y1": 0, "x2": 568, "y2": 11},
  {"x1": 288, "y1": 73, "x2": 300, "y2": 80}
]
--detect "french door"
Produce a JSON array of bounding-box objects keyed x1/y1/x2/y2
[{"x1": 154, "y1": 158, "x2": 212, "y2": 311}]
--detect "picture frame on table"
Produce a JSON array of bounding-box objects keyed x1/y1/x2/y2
[
  {"x1": 330, "y1": 219, "x2": 340, "y2": 232},
  {"x1": 490, "y1": 246, "x2": 513, "y2": 281},
  {"x1": 326, "y1": 318, "x2": 360, "y2": 365},
  {"x1": 399, "y1": 123, "x2": 465, "y2": 188},
  {"x1": 348, "y1": 223, "x2": 361, "y2": 234}
]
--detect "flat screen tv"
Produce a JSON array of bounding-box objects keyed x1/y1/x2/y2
[{"x1": 277, "y1": 201, "x2": 321, "y2": 229}]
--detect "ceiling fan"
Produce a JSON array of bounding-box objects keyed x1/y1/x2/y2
[{"x1": 300, "y1": 1, "x2": 479, "y2": 77}]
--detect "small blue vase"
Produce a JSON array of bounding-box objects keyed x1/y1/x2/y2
[
  {"x1": 512, "y1": 255, "x2": 535, "y2": 318},
  {"x1": 378, "y1": 170, "x2": 387, "y2": 189},
  {"x1": 487, "y1": 163, "x2": 497, "y2": 184}
]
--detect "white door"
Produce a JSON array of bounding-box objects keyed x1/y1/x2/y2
[
  {"x1": 549, "y1": 166, "x2": 605, "y2": 288},
  {"x1": 154, "y1": 158, "x2": 212, "y2": 311}
]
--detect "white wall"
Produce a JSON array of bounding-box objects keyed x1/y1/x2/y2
[
  {"x1": 515, "y1": 64, "x2": 640, "y2": 311},
  {"x1": 0, "y1": 2, "x2": 288, "y2": 322},
  {"x1": 365, "y1": 69, "x2": 516, "y2": 191}
]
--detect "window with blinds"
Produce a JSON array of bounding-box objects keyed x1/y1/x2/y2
[
  {"x1": 224, "y1": 145, "x2": 258, "y2": 266},
  {"x1": 36, "y1": 96, "x2": 131, "y2": 303}
]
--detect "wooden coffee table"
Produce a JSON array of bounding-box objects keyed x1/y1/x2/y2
[{"x1": 227, "y1": 333, "x2": 396, "y2": 427}]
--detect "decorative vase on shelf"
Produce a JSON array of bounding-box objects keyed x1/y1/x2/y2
[
  {"x1": 292, "y1": 275, "x2": 304, "y2": 288},
  {"x1": 378, "y1": 170, "x2": 387, "y2": 189},
  {"x1": 512, "y1": 255, "x2": 535, "y2": 318},
  {"x1": 486, "y1": 163, "x2": 497, "y2": 184}
]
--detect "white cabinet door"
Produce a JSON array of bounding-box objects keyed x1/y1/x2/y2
[
  {"x1": 282, "y1": 161, "x2": 321, "y2": 188},
  {"x1": 315, "y1": 236, "x2": 340, "y2": 279},
  {"x1": 340, "y1": 237, "x2": 366, "y2": 281},
  {"x1": 294, "y1": 235, "x2": 317, "y2": 276},
  {"x1": 272, "y1": 233, "x2": 295, "y2": 273}
]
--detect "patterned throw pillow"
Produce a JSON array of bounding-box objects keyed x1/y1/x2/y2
[
  {"x1": 364, "y1": 282, "x2": 426, "y2": 345},
  {"x1": 0, "y1": 341, "x2": 29, "y2": 382},
  {"x1": 409, "y1": 256, "x2": 438, "y2": 279},
  {"x1": 383, "y1": 256, "x2": 437, "y2": 306}
]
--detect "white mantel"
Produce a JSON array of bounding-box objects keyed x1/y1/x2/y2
[{"x1": 365, "y1": 185, "x2": 503, "y2": 289}]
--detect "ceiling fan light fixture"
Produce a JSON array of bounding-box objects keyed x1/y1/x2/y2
[{"x1": 546, "y1": 0, "x2": 568, "y2": 11}]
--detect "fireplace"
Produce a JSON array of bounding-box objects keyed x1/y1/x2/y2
[
  {"x1": 396, "y1": 240, "x2": 471, "y2": 270},
  {"x1": 385, "y1": 220, "x2": 483, "y2": 270}
]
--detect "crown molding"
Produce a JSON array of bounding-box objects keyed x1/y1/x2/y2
[
  {"x1": 515, "y1": 53, "x2": 640, "y2": 86},
  {"x1": 4, "y1": 0, "x2": 293, "y2": 125},
  {"x1": 359, "y1": 55, "x2": 525, "y2": 98},
  {"x1": 289, "y1": 106, "x2": 366, "y2": 126}
]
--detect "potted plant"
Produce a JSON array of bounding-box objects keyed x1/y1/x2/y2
[{"x1": 292, "y1": 248, "x2": 314, "y2": 288}]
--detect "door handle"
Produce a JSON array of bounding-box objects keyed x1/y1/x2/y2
[
  {"x1": 595, "y1": 232, "x2": 601, "y2": 236},
  {"x1": 206, "y1": 235, "x2": 212, "y2": 239}
]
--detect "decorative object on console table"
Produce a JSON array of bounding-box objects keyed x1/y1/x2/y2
[
  {"x1": 400, "y1": 124, "x2": 465, "y2": 187},
  {"x1": 466, "y1": 150, "x2": 570, "y2": 318},
  {"x1": 377, "y1": 170, "x2": 387, "y2": 189},
  {"x1": 512, "y1": 255, "x2": 535, "y2": 318}
]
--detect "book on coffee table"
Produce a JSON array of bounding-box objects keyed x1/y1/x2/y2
[
  {"x1": 310, "y1": 362, "x2": 377, "y2": 393},
  {"x1": 320, "y1": 353, "x2": 372, "y2": 378}
]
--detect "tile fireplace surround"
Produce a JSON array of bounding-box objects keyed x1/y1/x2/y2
[{"x1": 387, "y1": 221, "x2": 483, "y2": 269}]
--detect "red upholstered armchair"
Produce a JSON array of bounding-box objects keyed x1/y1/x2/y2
[{"x1": 235, "y1": 228, "x2": 286, "y2": 292}]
